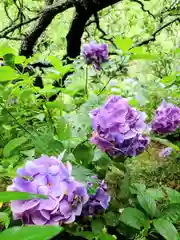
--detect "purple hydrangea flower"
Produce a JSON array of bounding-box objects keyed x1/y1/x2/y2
[
  {"x1": 90, "y1": 96, "x2": 150, "y2": 157},
  {"x1": 7, "y1": 155, "x2": 89, "y2": 225},
  {"x1": 152, "y1": 100, "x2": 180, "y2": 134},
  {"x1": 82, "y1": 41, "x2": 108, "y2": 70},
  {"x1": 159, "y1": 147, "x2": 173, "y2": 158},
  {"x1": 82, "y1": 180, "x2": 110, "y2": 216}
]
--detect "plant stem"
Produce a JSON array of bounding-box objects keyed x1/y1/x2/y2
[
  {"x1": 85, "y1": 65, "x2": 88, "y2": 98},
  {"x1": 0, "y1": 102, "x2": 31, "y2": 135}
]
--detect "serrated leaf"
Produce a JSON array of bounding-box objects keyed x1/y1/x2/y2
[
  {"x1": 0, "y1": 191, "x2": 48, "y2": 202},
  {"x1": 0, "y1": 226, "x2": 63, "y2": 240},
  {"x1": 153, "y1": 218, "x2": 178, "y2": 240},
  {"x1": 3, "y1": 137, "x2": 28, "y2": 157},
  {"x1": 137, "y1": 193, "x2": 157, "y2": 217},
  {"x1": 72, "y1": 165, "x2": 94, "y2": 183},
  {"x1": 120, "y1": 207, "x2": 148, "y2": 230}
]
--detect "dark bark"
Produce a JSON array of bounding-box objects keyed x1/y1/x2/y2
[
  {"x1": 19, "y1": 0, "x2": 74, "y2": 57},
  {"x1": 66, "y1": 0, "x2": 121, "y2": 59}
]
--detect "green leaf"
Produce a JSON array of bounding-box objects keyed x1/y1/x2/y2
[
  {"x1": 104, "y1": 211, "x2": 120, "y2": 227},
  {"x1": 0, "y1": 192, "x2": 48, "y2": 202},
  {"x1": 56, "y1": 117, "x2": 71, "y2": 141},
  {"x1": 0, "y1": 66, "x2": 18, "y2": 82},
  {"x1": 99, "y1": 233, "x2": 115, "y2": 240},
  {"x1": 153, "y1": 218, "x2": 179, "y2": 240},
  {"x1": 129, "y1": 183, "x2": 146, "y2": 195},
  {"x1": 73, "y1": 231, "x2": 95, "y2": 240},
  {"x1": 166, "y1": 188, "x2": 180, "y2": 204},
  {"x1": 0, "y1": 226, "x2": 63, "y2": 240},
  {"x1": 152, "y1": 137, "x2": 179, "y2": 151},
  {"x1": 120, "y1": 207, "x2": 148, "y2": 230},
  {"x1": 14, "y1": 56, "x2": 26, "y2": 64},
  {"x1": 32, "y1": 133, "x2": 64, "y2": 156},
  {"x1": 131, "y1": 53, "x2": 158, "y2": 60},
  {"x1": 0, "y1": 44, "x2": 16, "y2": 56},
  {"x1": 20, "y1": 89, "x2": 33, "y2": 100},
  {"x1": 72, "y1": 165, "x2": 94, "y2": 183},
  {"x1": 161, "y1": 204, "x2": 180, "y2": 224},
  {"x1": 114, "y1": 37, "x2": 133, "y2": 51},
  {"x1": 3, "y1": 137, "x2": 28, "y2": 158},
  {"x1": 3, "y1": 54, "x2": 15, "y2": 68},
  {"x1": 145, "y1": 188, "x2": 165, "y2": 201},
  {"x1": 91, "y1": 219, "x2": 104, "y2": 233},
  {"x1": 0, "y1": 212, "x2": 10, "y2": 228},
  {"x1": 48, "y1": 56, "x2": 63, "y2": 73},
  {"x1": 73, "y1": 143, "x2": 94, "y2": 167},
  {"x1": 137, "y1": 193, "x2": 157, "y2": 217}
]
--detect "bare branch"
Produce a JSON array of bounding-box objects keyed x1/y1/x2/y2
[
  {"x1": 0, "y1": 16, "x2": 39, "y2": 38},
  {"x1": 94, "y1": 12, "x2": 117, "y2": 48},
  {"x1": 134, "y1": 17, "x2": 180, "y2": 47}
]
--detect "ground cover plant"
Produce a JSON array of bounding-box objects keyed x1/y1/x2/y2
[{"x1": 0, "y1": 0, "x2": 179, "y2": 239}]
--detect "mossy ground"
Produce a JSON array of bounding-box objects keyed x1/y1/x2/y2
[{"x1": 127, "y1": 142, "x2": 180, "y2": 190}]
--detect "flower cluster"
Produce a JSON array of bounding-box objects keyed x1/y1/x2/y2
[
  {"x1": 7, "y1": 155, "x2": 87, "y2": 225},
  {"x1": 90, "y1": 96, "x2": 150, "y2": 157},
  {"x1": 82, "y1": 41, "x2": 108, "y2": 70},
  {"x1": 152, "y1": 100, "x2": 180, "y2": 134},
  {"x1": 83, "y1": 179, "x2": 110, "y2": 216},
  {"x1": 8, "y1": 155, "x2": 110, "y2": 225}
]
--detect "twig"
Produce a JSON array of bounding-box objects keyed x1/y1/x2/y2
[
  {"x1": 0, "y1": 102, "x2": 31, "y2": 135},
  {"x1": 94, "y1": 13, "x2": 117, "y2": 48},
  {"x1": 134, "y1": 17, "x2": 180, "y2": 47},
  {"x1": 130, "y1": 0, "x2": 155, "y2": 18},
  {"x1": 0, "y1": 16, "x2": 39, "y2": 38}
]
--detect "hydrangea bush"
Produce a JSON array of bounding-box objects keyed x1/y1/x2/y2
[
  {"x1": 152, "y1": 100, "x2": 180, "y2": 134},
  {"x1": 7, "y1": 155, "x2": 110, "y2": 225},
  {"x1": 90, "y1": 96, "x2": 150, "y2": 157}
]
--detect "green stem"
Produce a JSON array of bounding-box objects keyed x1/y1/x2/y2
[
  {"x1": 0, "y1": 102, "x2": 31, "y2": 135},
  {"x1": 85, "y1": 65, "x2": 88, "y2": 98}
]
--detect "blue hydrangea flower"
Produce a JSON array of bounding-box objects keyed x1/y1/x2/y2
[
  {"x1": 152, "y1": 100, "x2": 180, "y2": 134},
  {"x1": 90, "y1": 96, "x2": 150, "y2": 157},
  {"x1": 82, "y1": 41, "x2": 108, "y2": 70}
]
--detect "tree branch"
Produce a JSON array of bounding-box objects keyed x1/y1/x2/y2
[
  {"x1": 0, "y1": 16, "x2": 39, "y2": 38},
  {"x1": 130, "y1": 0, "x2": 155, "y2": 18},
  {"x1": 19, "y1": 0, "x2": 74, "y2": 57},
  {"x1": 134, "y1": 17, "x2": 180, "y2": 47}
]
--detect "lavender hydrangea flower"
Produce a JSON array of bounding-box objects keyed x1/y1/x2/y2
[
  {"x1": 82, "y1": 41, "x2": 108, "y2": 70},
  {"x1": 152, "y1": 100, "x2": 180, "y2": 134},
  {"x1": 82, "y1": 180, "x2": 110, "y2": 216},
  {"x1": 7, "y1": 155, "x2": 89, "y2": 225},
  {"x1": 159, "y1": 147, "x2": 173, "y2": 158},
  {"x1": 90, "y1": 96, "x2": 149, "y2": 157}
]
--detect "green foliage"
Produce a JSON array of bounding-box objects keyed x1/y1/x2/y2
[
  {"x1": 0, "y1": 226, "x2": 63, "y2": 240},
  {"x1": 0, "y1": 191, "x2": 48, "y2": 202}
]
